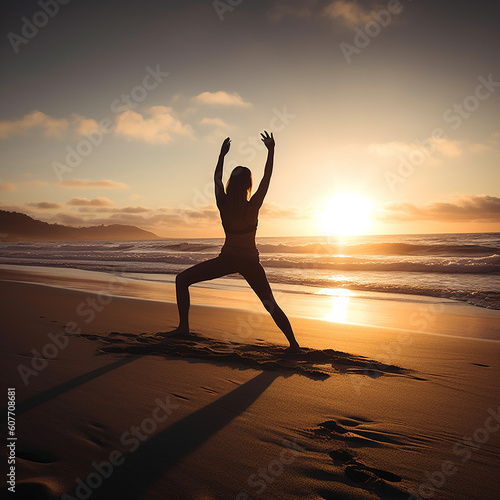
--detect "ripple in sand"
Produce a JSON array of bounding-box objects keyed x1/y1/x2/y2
[{"x1": 171, "y1": 393, "x2": 190, "y2": 400}]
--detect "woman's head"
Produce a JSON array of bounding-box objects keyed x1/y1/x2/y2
[{"x1": 226, "y1": 166, "x2": 252, "y2": 206}]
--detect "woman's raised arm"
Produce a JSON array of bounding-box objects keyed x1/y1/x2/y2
[
  {"x1": 250, "y1": 131, "x2": 275, "y2": 209},
  {"x1": 214, "y1": 137, "x2": 230, "y2": 208}
]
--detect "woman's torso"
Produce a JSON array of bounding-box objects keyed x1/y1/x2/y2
[{"x1": 219, "y1": 200, "x2": 258, "y2": 248}]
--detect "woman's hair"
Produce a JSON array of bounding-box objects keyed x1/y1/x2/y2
[{"x1": 225, "y1": 166, "x2": 252, "y2": 211}]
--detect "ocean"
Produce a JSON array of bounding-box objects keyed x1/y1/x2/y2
[{"x1": 1, "y1": 233, "x2": 499, "y2": 310}]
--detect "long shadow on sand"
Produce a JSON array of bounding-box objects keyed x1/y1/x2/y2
[
  {"x1": 1, "y1": 356, "x2": 141, "y2": 418},
  {"x1": 67, "y1": 371, "x2": 279, "y2": 499}
]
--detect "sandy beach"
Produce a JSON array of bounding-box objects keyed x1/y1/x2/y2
[{"x1": 1, "y1": 266, "x2": 499, "y2": 499}]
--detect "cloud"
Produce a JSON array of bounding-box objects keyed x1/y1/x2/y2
[
  {"x1": 368, "y1": 140, "x2": 445, "y2": 167},
  {"x1": 128, "y1": 193, "x2": 144, "y2": 201},
  {"x1": 0, "y1": 204, "x2": 26, "y2": 214},
  {"x1": 67, "y1": 201, "x2": 318, "y2": 237},
  {"x1": 367, "y1": 137, "x2": 486, "y2": 167},
  {"x1": 0, "y1": 181, "x2": 16, "y2": 192},
  {"x1": 377, "y1": 195, "x2": 500, "y2": 223},
  {"x1": 115, "y1": 106, "x2": 193, "y2": 144},
  {"x1": 66, "y1": 197, "x2": 115, "y2": 207},
  {"x1": 434, "y1": 140, "x2": 463, "y2": 157},
  {"x1": 83, "y1": 205, "x2": 220, "y2": 231},
  {"x1": 54, "y1": 213, "x2": 86, "y2": 225},
  {"x1": 0, "y1": 110, "x2": 68, "y2": 139},
  {"x1": 270, "y1": 1, "x2": 405, "y2": 30},
  {"x1": 270, "y1": 0, "x2": 318, "y2": 20},
  {"x1": 22, "y1": 179, "x2": 50, "y2": 188},
  {"x1": 76, "y1": 205, "x2": 151, "y2": 214},
  {"x1": 482, "y1": 131, "x2": 500, "y2": 150},
  {"x1": 260, "y1": 202, "x2": 314, "y2": 219},
  {"x1": 6, "y1": 199, "x2": 319, "y2": 237},
  {"x1": 116, "y1": 206, "x2": 150, "y2": 214},
  {"x1": 468, "y1": 142, "x2": 494, "y2": 154},
  {"x1": 323, "y1": 1, "x2": 375, "y2": 27},
  {"x1": 59, "y1": 179, "x2": 128, "y2": 189},
  {"x1": 0, "y1": 178, "x2": 51, "y2": 192},
  {"x1": 199, "y1": 117, "x2": 235, "y2": 143},
  {"x1": 200, "y1": 117, "x2": 233, "y2": 128},
  {"x1": 72, "y1": 114, "x2": 102, "y2": 136},
  {"x1": 28, "y1": 202, "x2": 63, "y2": 209},
  {"x1": 176, "y1": 205, "x2": 219, "y2": 221},
  {"x1": 193, "y1": 91, "x2": 252, "y2": 107}
]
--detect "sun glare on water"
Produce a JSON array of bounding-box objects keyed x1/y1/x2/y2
[{"x1": 318, "y1": 193, "x2": 373, "y2": 237}]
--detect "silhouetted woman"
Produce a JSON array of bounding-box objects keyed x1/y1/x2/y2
[{"x1": 167, "y1": 131, "x2": 300, "y2": 352}]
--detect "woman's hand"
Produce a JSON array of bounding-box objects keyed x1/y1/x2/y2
[
  {"x1": 261, "y1": 131, "x2": 275, "y2": 150},
  {"x1": 220, "y1": 137, "x2": 231, "y2": 156}
]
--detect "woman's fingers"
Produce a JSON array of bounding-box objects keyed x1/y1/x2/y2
[{"x1": 260, "y1": 131, "x2": 274, "y2": 144}]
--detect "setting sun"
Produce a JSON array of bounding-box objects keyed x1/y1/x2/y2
[{"x1": 317, "y1": 193, "x2": 373, "y2": 236}]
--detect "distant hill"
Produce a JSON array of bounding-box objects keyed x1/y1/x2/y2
[{"x1": 0, "y1": 210, "x2": 161, "y2": 242}]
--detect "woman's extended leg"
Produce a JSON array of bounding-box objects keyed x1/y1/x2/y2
[
  {"x1": 240, "y1": 262, "x2": 300, "y2": 351},
  {"x1": 169, "y1": 256, "x2": 236, "y2": 335}
]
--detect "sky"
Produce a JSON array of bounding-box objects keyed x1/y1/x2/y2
[{"x1": 1, "y1": 0, "x2": 499, "y2": 238}]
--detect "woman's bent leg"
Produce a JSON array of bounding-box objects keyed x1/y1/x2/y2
[
  {"x1": 173, "y1": 257, "x2": 236, "y2": 333},
  {"x1": 240, "y1": 262, "x2": 300, "y2": 350}
]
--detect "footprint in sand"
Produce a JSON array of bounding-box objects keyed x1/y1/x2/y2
[
  {"x1": 329, "y1": 448, "x2": 401, "y2": 482},
  {"x1": 345, "y1": 463, "x2": 401, "y2": 484},
  {"x1": 328, "y1": 448, "x2": 356, "y2": 463},
  {"x1": 315, "y1": 418, "x2": 408, "y2": 448},
  {"x1": 344, "y1": 465, "x2": 407, "y2": 498},
  {"x1": 310, "y1": 418, "x2": 409, "y2": 499},
  {"x1": 312, "y1": 448, "x2": 407, "y2": 500},
  {"x1": 320, "y1": 420, "x2": 352, "y2": 434}
]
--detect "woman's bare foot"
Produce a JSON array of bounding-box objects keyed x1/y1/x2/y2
[
  {"x1": 158, "y1": 327, "x2": 190, "y2": 338},
  {"x1": 284, "y1": 344, "x2": 301, "y2": 354}
]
